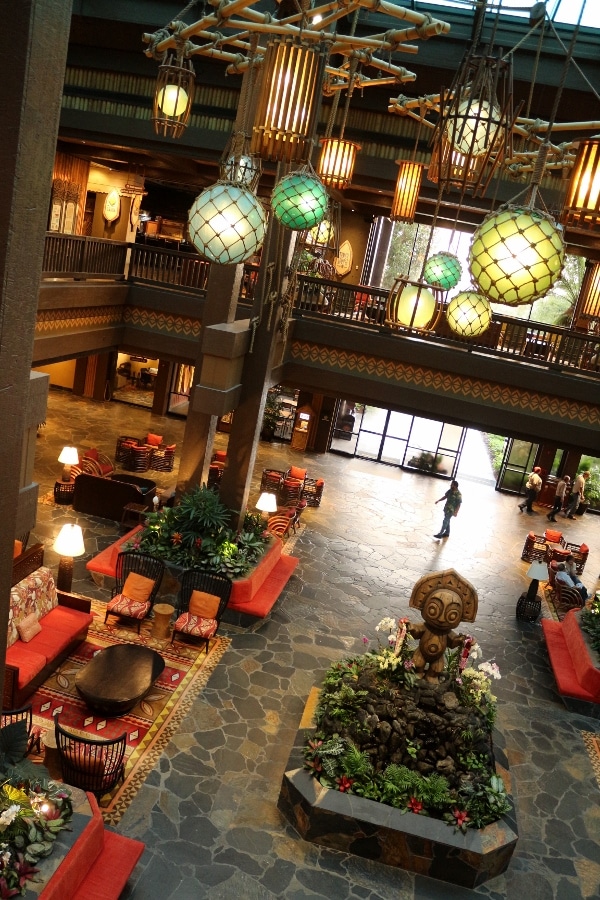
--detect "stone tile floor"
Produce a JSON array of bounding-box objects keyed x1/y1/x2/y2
[{"x1": 30, "y1": 388, "x2": 600, "y2": 899}]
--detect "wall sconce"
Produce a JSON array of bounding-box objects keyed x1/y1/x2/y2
[
  {"x1": 256, "y1": 492, "x2": 278, "y2": 520},
  {"x1": 53, "y1": 524, "x2": 85, "y2": 593},
  {"x1": 561, "y1": 137, "x2": 600, "y2": 232},
  {"x1": 250, "y1": 37, "x2": 326, "y2": 164},
  {"x1": 58, "y1": 447, "x2": 79, "y2": 482},
  {"x1": 317, "y1": 138, "x2": 361, "y2": 190},
  {"x1": 386, "y1": 277, "x2": 442, "y2": 331},
  {"x1": 153, "y1": 51, "x2": 195, "y2": 139},
  {"x1": 445, "y1": 290, "x2": 491, "y2": 338},
  {"x1": 469, "y1": 205, "x2": 565, "y2": 306},
  {"x1": 390, "y1": 160, "x2": 424, "y2": 223}
]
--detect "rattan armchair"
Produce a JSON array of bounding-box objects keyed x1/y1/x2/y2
[
  {"x1": 54, "y1": 717, "x2": 126, "y2": 799},
  {"x1": 172, "y1": 568, "x2": 232, "y2": 652},
  {"x1": 105, "y1": 551, "x2": 165, "y2": 633}
]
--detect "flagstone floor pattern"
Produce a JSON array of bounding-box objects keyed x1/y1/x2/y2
[{"x1": 31, "y1": 388, "x2": 600, "y2": 899}]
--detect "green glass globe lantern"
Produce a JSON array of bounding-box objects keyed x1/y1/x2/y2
[
  {"x1": 188, "y1": 183, "x2": 267, "y2": 265},
  {"x1": 386, "y1": 277, "x2": 441, "y2": 330},
  {"x1": 271, "y1": 169, "x2": 329, "y2": 231},
  {"x1": 469, "y1": 205, "x2": 565, "y2": 306},
  {"x1": 446, "y1": 291, "x2": 491, "y2": 337},
  {"x1": 423, "y1": 252, "x2": 462, "y2": 290}
]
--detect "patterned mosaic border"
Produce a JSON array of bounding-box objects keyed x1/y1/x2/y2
[
  {"x1": 36, "y1": 306, "x2": 122, "y2": 333},
  {"x1": 582, "y1": 732, "x2": 600, "y2": 791},
  {"x1": 124, "y1": 305, "x2": 201, "y2": 338},
  {"x1": 290, "y1": 340, "x2": 600, "y2": 427}
]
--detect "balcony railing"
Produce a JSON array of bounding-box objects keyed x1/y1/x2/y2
[
  {"x1": 43, "y1": 233, "x2": 129, "y2": 279},
  {"x1": 40, "y1": 234, "x2": 600, "y2": 380},
  {"x1": 292, "y1": 275, "x2": 600, "y2": 378}
]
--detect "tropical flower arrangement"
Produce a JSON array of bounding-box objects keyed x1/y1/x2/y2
[
  {"x1": 125, "y1": 485, "x2": 269, "y2": 577},
  {"x1": 304, "y1": 616, "x2": 510, "y2": 832},
  {"x1": 580, "y1": 592, "x2": 600, "y2": 654},
  {"x1": 0, "y1": 779, "x2": 73, "y2": 898}
]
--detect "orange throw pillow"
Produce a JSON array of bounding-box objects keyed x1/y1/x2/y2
[
  {"x1": 123, "y1": 572, "x2": 155, "y2": 602},
  {"x1": 146, "y1": 433, "x2": 163, "y2": 446},
  {"x1": 17, "y1": 613, "x2": 42, "y2": 643},
  {"x1": 289, "y1": 466, "x2": 306, "y2": 481},
  {"x1": 13, "y1": 540, "x2": 23, "y2": 559},
  {"x1": 545, "y1": 529, "x2": 562, "y2": 544},
  {"x1": 189, "y1": 590, "x2": 221, "y2": 618}
]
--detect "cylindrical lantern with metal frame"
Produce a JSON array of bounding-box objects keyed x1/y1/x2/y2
[
  {"x1": 152, "y1": 53, "x2": 195, "y2": 139},
  {"x1": 390, "y1": 161, "x2": 425, "y2": 223},
  {"x1": 317, "y1": 137, "x2": 361, "y2": 189},
  {"x1": 561, "y1": 137, "x2": 600, "y2": 232}
]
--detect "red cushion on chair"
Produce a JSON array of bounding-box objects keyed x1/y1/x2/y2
[
  {"x1": 108, "y1": 595, "x2": 150, "y2": 620},
  {"x1": 527, "y1": 531, "x2": 536, "y2": 540},
  {"x1": 289, "y1": 466, "x2": 306, "y2": 480},
  {"x1": 580, "y1": 543, "x2": 589, "y2": 553},
  {"x1": 85, "y1": 448, "x2": 99, "y2": 461},
  {"x1": 545, "y1": 529, "x2": 562, "y2": 543},
  {"x1": 13, "y1": 540, "x2": 22, "y2": 559},
  {"x1": 213, "y1": 450, "x2": 227, "y2": 462},
  {"x1": 316, "y1": 479, "x2": 325, "y2": 487},
  {"x1": 174, "y1": 612, "x2": 218, "y2": 639},
  {"x1": 146, "y1": 433, "x2": 163, "y2": 446}
]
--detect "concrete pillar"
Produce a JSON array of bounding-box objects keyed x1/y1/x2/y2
[{"x1": 0, "y1": 0, "x2": 72, "y2": 697}]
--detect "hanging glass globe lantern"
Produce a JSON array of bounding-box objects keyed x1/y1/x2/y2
[
  {"x1": 423, "y1": 252, "x2": 462, "y2": 290},
  {"x1": 446, "y1": 291, "x2": 491, "y2": 337},
  {"x1": 188, "y1": 183, "x2": 267, "y2": 265},
  {"x1": 469, "y1": 205, "x2": 565, "y2": 306},
  {"x1": 271, "y1": 170, "x2": 328, "y2": 231},
  {"x1": 386, "y1": 277, "x2": 441, "y2": 330},
  {"x1": 445, "y1": 98, "x2": 501, "y2": 157}
]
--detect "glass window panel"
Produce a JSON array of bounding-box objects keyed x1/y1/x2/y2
[
  {"x1": 507, "y1": 440, "x2": 538, "y2": 469},
  {"x1": 439, "y1": 423, "x2": 463, "y2": 452},
  {"x1": 356, "y1": 430, "x2": 383, "y2": 459},
  {"x1": 361, "y1": 405, "x2": 387, "y2": 433},
  {"x1": 386, "y1": 411, "x2": 413, "y2": 440},
  {"x1": 435, "y1": 452, "x2": 458, "y2": 477},
  {"x1": 408, "y1": 417, "x2": 443, "y2": 452},
  {"x1": 381, "y1": 437, "x2": 406, "y2": 466},
  {"x1": 331, "y1": 432, "x2": 359, "y2": 454}
]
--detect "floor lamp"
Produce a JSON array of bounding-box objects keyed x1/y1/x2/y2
[{"x1": 53, "y1": 524, "x2": 85, "y2": 592}]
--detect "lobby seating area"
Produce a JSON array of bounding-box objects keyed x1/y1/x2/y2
[
  {"x1": 521, "y1": 528, "x2": 589, "y2": 572},
  {"x1": 115, "y1": 434, "x2": 176, "y2": 472}
]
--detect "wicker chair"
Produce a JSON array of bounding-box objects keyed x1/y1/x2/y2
[
  {"x1": 266, "y1": 515, "x2": 294, "y2": 540},
  {"x1": 115, "y1": 435, "x2": 141, "y2": 464},
  {"x1": 302, "y1": 477, "x2": 325, "y2": 507},
  {"x1": 171, "y1": 568, "x2": 232, "y2": 652},
  {"x1": 126, "y1": 444, "x2": 152, "y2": 473},
  {"x1": 547, "y1": 561, "x2": 585, "y2": 611},
  {"x1": 1, "y1": 704, "x2": 42, "y2": 754},
  {"x1": 104, "y1": 551, "x2": 165, "y2": 633},
  {"x1": 54, "y1": 717, "x2": 126, "y2": 800},
  {"x1": 151, "y1": 443, "x2": 176, "y2": 472},
  {"x1": 260, "y1": 468, "x2": 285, "y2": 494}
]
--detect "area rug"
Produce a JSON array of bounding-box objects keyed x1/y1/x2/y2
[
  {"x1": 30, "y1": 601, "x2": 230, "y2": 825},
  {"x1": 541, "y1": 583, "x2": 581, "y2": 622},
  {"x1": 582, "y1": 732, "x2": 600, "y2": 790}
]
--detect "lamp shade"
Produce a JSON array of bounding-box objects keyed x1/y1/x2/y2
[
  {"x1": 527, "y1": 561, "x2": 548, "y2": 581},
  {"x1": 53, "y1": 523, "x2": 85, "y2": 558},
  {"x1": 250, "y1": 37, "x2": 325, "y2": 164},
  {"x1": 58, "y1": 446, "x2": 79, "y2": 466},
  {"x1": 152, "y1": 54, "x2": 195, "y2": 139},
  {"x1": 446, "y1": 291, "x2": 491, "y2": 338},
  {"x1": 317, "y1": 138, "x2": 361, "y2": 189},
  {"x1": 386, "y1": 278, "x2": 440, "y2": 330},
  {"x1": 561, "y1": 138, "x2": 600, "y2": 232},
  {"x1": 271, "y1": 171, "x2": 328, "y2": 231},
  {"x1": 469, "y1": 206, "x2": 565, "y2": 306},
  {"x1": 423, "y1": 252, "x2": 462, "y2": 290},
  {"x1": 390, "y1": 160, "x2": 424, "y2": 223},
  {"x1": 256, "y1": 492, "x2": 278, "y2": 514},
  {"x1": 188, "y1": 183, "x2": 267, "y2": 265}
]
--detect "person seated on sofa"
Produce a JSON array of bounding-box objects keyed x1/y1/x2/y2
[{"x1": 555, "y1": 562, "x2": 588, "y2": 602}]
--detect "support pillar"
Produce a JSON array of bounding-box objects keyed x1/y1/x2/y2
[{"x1": 0, "y1": 0, "x2": 72, "y2": 703}]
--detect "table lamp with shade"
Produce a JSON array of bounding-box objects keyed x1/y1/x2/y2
[
  {"x1": 256, "y1": 492, "x2": 277, "y2": 520},
  {"x1": 516, "y1": 560, "x2": 548, "y2": 622},
  {"x1": 53, "y1": 524, "x2": 85, "y2": 592},
  {"x1": 58, "y1": 446, "x2": 79, "y2": 482}
]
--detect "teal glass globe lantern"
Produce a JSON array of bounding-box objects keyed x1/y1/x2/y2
[
  {"x1": 188, "y1": 183, "x2": 267, "y2": 265},
  {"x1": 271, "y1": 170, "x2": 329, "y2": 231},
  {"x1": 423, "y1": 252, "x2": 462, "y2": 290}
]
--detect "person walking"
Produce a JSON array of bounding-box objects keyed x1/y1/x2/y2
[
  {"x1": 547, "y1": 475, "x2": 570, "y2": 522},
  {"x1": 563, "y1": 470, "x2": 590, "y2": 519},
  {"x1": 518, "y1": 467, "x2": 542, "y2": 514},
  {"x1": 434, "y1": 480, "x2": 462, "y2": 539}
]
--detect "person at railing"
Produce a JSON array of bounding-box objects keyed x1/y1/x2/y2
[{"x1": 547, "y1": 474, "x2": 570, "y2": 522}]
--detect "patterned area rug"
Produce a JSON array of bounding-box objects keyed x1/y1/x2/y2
[
  {"x1": 582, "y1": 732, "x2": 600, "y2": 790},
  {"x1": 30, "y1": 601, "x2": 229, "y2": 824}
]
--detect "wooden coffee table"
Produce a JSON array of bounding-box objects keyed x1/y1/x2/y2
[{"x1": 75, "y1": 644, "x2": 165, "y2": 716}]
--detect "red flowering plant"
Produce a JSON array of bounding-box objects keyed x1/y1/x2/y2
[{"x1": 125, "y1": 485, "x2": 268, "y2": 577}]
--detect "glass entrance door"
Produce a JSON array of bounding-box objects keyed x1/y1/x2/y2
[{"x1": 495, "y1": 438, "x2": 539, "y2": 493}]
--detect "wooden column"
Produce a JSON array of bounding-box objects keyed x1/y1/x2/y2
[{"x1": 0, "y1": 0, "x2": 72, "y2": 699}]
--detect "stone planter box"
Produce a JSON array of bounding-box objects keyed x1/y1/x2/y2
[{"x1": 278, "y1": 698, "x2": 518, "y2": 889}]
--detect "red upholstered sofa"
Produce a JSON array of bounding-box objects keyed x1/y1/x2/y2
[
  {"x1": 541, "y1": 608, "x2": 600, "y2": 705},
  {"x1": 4, "y1": 544, "x2": 93, "y2": 709},
  {"x1": 39, "y1": 793, "x2": 144, "y2": 899}
]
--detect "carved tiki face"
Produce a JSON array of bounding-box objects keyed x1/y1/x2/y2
[{"x1": 422, "y1": 588, "x2": 463, "y2": 631}]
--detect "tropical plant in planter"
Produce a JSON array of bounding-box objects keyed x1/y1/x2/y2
[
  {"x1": 303, "y1": 618, "x2": 510, "y2": 832},
  {"x1": 126, "y1": 485, "x2": 269, "y2": 577},
  {"x1": 260, "y1": 391, "x2": 282, "y2": 442}
]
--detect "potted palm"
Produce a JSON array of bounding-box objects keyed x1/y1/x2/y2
[{"x1": 260, "y1": 392, "x2": 282, "y2": 442}]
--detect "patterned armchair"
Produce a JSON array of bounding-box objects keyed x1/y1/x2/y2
[
  {"x1": 171, "y1": 569, "x2": 232, "y2": 652},
  {"x1": 104, "y1": 551, "x2": 165, "y2": 633}
]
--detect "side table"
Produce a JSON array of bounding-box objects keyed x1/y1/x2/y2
[
  {"x1": 121, "y1": 502, "x2": 149, "y2": 528},
  {"x1": 152, "y1": 603, "x2": 175, "y2": 640},
  {"x1": 54, "y1": 480, "x2": 75, "y2": 505}
]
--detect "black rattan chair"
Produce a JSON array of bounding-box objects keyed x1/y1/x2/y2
[
  {"x1": 104, "y1": 551, "x2": 165, "y2": 633},
  {"x1": 171, "y1": 568, "x2": 232, "y2": 651},
  {"x1": 54, "y1": 716, "x2": 126, "y2": 799},
  {"x1": 1, "y1": 704, "x2": 42, "y2": 754}
]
